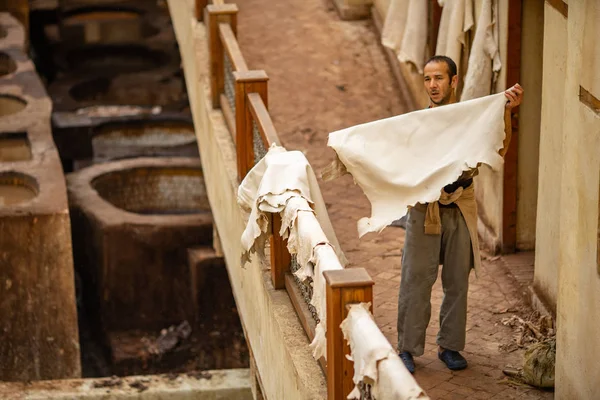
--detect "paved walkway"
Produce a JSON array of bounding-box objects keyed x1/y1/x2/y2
[{"x1": 236, "y1": 1, "x2": 553, "y2": 398}]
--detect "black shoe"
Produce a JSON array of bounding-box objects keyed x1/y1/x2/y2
[
  {"x1": 398, "y1": 351, "x2": 415, "y2": 374},
  {"x1": 438, "y1": 349, "x2": 468, "y2": 370}
]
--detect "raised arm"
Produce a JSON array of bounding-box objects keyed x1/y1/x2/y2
[{"x1": 499, "y1": 83, "x2": 524, "y2": 158}]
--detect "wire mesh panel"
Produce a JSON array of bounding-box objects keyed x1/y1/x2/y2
[
  {"x1": 223, "y1": 51, "x2": 236, "y2": 114},
  {"x1": 289, "y1": 255, "x2": 319, "y2": 324},
  {"x1": 253, "y1": 120, "x2": 267, "y2": 164}
]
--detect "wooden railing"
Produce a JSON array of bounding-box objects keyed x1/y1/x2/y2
[{"x1": 198, "y1": 2, "x2": 424, "y2": 399}]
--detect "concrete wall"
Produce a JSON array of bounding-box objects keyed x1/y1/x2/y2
[
  {"x1": 532, "y1": 3, "x2": 568, "y2": 313},
  {"x1": 516, "y1": 0, "x2": 543, "y2": 251},
  {"x1": 553, "y1": 1, "x2": 600, "y2": 398},
  {"x1": 167, "y1": 1, "x2": 327, "y2": 399},
  {"x1": 0, "y1": 12, "x2": 80, "y2": 381}
]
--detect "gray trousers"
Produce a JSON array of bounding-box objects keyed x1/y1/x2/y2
[{"x1": 397, "y1": 205, "x2": 472, "y2": 356}]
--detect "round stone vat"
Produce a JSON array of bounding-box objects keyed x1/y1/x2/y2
[
  {"x1": 63, "y1": 7, "x2": 140, "y2": 24},
  {"x1": 0, "y1": 132, "x2": 32, "y2": 162},
  {"x1": 0, "y1": 94, "x2": 26, "y2": 117},
  {"x1": 91, "y1": 119, "x2": 198, "y2": 162},
  {"x1": 0, "y1": 171, "x2": 38, "y2": 206},
  {"x1": 68, "y1": 158, "x2": 213, "y2": 334},
  {"x1": 0, "y1": 52, "x2": 17, "y2": 77},
  {"x1": 65, "y1": 44, "x2": 169, "y2": 73},
  {"x1": 60, "y1": 5, "x2": 159, "y2": 45},
  {"x1": 92, "y1": 165, "x2": 209, "y2": 215}
]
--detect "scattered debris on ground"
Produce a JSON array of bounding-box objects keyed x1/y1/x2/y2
[
  {"x1": 92, "y1": 375, "x2": 123, "y2": 389},
  {"x1": 128, "y1": 379, "x2": 149, "y2": 393},
  {"x1": 187, "y1": 370, "x2": 212, "y2": 380},
  {"x1": 500, "y1": 312, "x2": 554, "y2": 351},
  {"x1": 142, "y1": 320, "x2": 192, "y2": 356},
  {"x1": 500, "y1": 311, "x2": 556, "y2": 389}
]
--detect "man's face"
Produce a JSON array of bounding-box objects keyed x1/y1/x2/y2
[{"x1": 423, "y1": 61, "x2": 456, "y2": 106}]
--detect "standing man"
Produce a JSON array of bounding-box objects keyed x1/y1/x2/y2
[{"x1": 397, "y1": 55, "x2": 523, "y2": 373}]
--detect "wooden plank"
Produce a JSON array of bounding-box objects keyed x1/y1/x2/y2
[
  {"x1": 502, "y1": 0, "x2": 522, "y2": 254},
  {"x1": 284, "y1": 274, "x2": 327, "y2": 372},
  {"x1": 247, "y1": 92, "x2": 282, "y2": 148},
  {"x1": 285, "y1": 273, "x2": 317, "y2": 340},
  {"x1": 579, "y1": 86, "x2": 600, "y2": 116},
  {"x1": 269, "y1": 213, "x2": 289, "y2": 289},
  {"x1": 234, "y1": 70, "x2": 269, "y2": 181},
  {"x1": 546, "y1": 0, "x2": 568, "y2": 19},
  {"x1": 325, "y1": 268, "x2": 374, "y2": 288},
  {"x1": 205, "y1": 4, "x2": 238, "y2": 108},
  {"x1": 324, "y1": 269, "x2": 374, "y2": 400},
  {"x1": 219, "y1": 23, "x2": 248, "y2": 72},
  {"x1": 220, "y1": 93, "x2": 236, "y2": 143},
  {"x1": 325, "y1": 276, "x2": 343, "y2": 399}
]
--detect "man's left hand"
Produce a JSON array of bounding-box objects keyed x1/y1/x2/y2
[{"x1": 505, "y1": 83, "x2": 524, "y2": 109}]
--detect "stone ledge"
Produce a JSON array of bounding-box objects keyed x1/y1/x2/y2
[{"x1": 0, "y1": 369, "x2": 252, "y2": 400}]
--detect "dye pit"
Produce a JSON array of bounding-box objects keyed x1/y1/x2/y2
[
  {"x1": 0, "y1": 132, "x2": 32, "y2": 162},
  {"x1": 0, "y1": 172, "x2": 38, "y2": 206},
  {"x1": 0, "y1": 94, "x2": 27, "y2": 117},
  {"x1": 24, "y1": 3, "x2": 250, "y2": 382}
]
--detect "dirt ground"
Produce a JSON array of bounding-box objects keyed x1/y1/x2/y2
[{"x1": 236, "y1": 1, "x2": 554, "y2": 398}]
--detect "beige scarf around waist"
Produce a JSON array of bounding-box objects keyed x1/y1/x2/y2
[{"x1": 414, "y1": 183, "x2": 481, "y2": 275}]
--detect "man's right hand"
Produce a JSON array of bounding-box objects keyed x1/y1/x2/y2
[{"x1": 505, "y1": 83, "x2": 524, "y2": 109}]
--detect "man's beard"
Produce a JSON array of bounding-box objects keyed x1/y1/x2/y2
[{"x1": 430, "y1": 89, "x2": 453, "y2": 106}]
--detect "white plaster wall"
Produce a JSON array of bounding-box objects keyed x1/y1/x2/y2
[
  {"x1": 555, "y1": 1, "x2": 600, "y2": 398},
  {"x1": 516, "y1": 0, "x2": 543, "y2": 250},
  {"x1": 532, "y1": 4, "x2": 567, "y2": 312}
]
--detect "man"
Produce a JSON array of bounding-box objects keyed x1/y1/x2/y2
[{"x1": 397, "y1": 55, "x2": 523, "y2": 373}]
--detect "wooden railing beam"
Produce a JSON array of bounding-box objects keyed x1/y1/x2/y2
[
  {"x1": 324, "y1": 268, "x2": 374, "y2": 400},
  {"x1": 219, "y1": 23, "x2": 248, "y2": 72},
  {"x1": 247, "y1": 92, "x2": 281, "y2": 148},
  {"x1": 205, "y1": 4, "x2": 238, "y2": 108}
]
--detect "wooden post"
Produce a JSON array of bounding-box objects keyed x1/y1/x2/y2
[
  {"x1": 324, "y1": 268, "x2": 374, "y2": 400},
  {"x1": 502, "y1": 0, "x2": 522, "y2": 253},
  {"x1": 233, "y1": 69, "x2": 268, "y2": 181},
  {"x1": 195, "y1": 0, "x2": 209, "y2": 21},
  {"x1": 234, "y1": 70, "x2": 289, "y2": 286},
  {"x1": 205, "y1": 4, "x2": 238, "y2": 108},
  {"x1": 269, "y1": 214, "x2": 290, "y2": 289}
]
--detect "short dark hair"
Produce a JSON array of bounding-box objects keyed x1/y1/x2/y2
[{"x1": 425, "y1": 55, "x2": 457, "y2": 80}]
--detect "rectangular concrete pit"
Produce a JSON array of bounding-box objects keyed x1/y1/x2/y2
[
  {"x1": 49, "y1": 111, "x2": 197, "y2": 170},
  {"x1": 66, "y1": 158, "x2": 249, "y2": 376},
  {"x1": 0, "y1": 12, "x2": 81, "y2": 381},
  {"x1": 56, "y1": 0, "x2": 174, "y2": 47},
  {"x1": 34, "y1": 0, "x2": 190, "y2": 170},
  {"x1": 67, "y1": 161, "x2": 214, "y2": 333}
]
